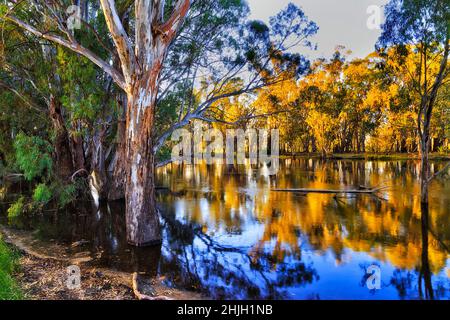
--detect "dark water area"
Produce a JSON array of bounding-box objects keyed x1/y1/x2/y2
[{"x1": 1, "y1": 158, "x2": 450, "y2": 300}]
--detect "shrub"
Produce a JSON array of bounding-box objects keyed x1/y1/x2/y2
[
  {"x1": 13, "y1": 133, "x2": 53, "y2": 181},
  {"x1": 58, "y1": 183, "x2": 77, "y2": 208},
  {"x1": 32, "y1": 183, "x2": 53, "y2": 204},
  {"x1": 7, "y1": 196, "x2": 25, "y2": 220}
]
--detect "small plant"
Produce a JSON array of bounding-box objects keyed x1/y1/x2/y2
[
  {"x1": 7, "y1": 196, "x2": 25, "y2": 220},
  {"x1": 32, "y1": 183, "x2": 53, "y2": 205}
]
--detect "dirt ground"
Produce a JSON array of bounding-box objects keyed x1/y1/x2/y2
[
  {"x1": 15, "y1": 254, "x2": 135, "y2": 300},
  {"x1": 1, "y1": 226, "x2": 202, "y2": 300}
]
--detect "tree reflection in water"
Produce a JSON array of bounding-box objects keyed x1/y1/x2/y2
[
  {"x1": 159, "y1": 206, "x2": 318, "y2": 299},
  {"x1": 1, "y1": 158, "x2": 449, "y2": 299},
  {"x1": 389, "y1": 201, "x2": 449, "y2": 300}
]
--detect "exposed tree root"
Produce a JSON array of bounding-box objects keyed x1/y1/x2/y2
[{"x1": 132, "y1": 273, "x2": 172, "y2": 300}]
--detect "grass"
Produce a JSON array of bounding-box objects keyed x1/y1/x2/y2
[{"x1": 0, "y1": 236, "x2": 23, "y2": 300}]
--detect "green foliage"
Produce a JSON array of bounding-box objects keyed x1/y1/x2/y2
[
  {"x1": 7, "y1": 197, "x2": 25, "y2": 221},
  {"x1": 32, "y1": 182, "x2": 78, "y2": 209},
  {"x1": 248, "y1": 20, "x2": 269, "y2": 34},
  {"x1": 156, "y1": 146, "x2": 172, "y2": 163},
  {"x1": 0, "y1": 4, "x2": 8, "y2": 16},
  {"x1": 57, "y1": 48, "x2": 113, "y2": 127},
  {"x1": 32, "y1": 184, "x2": 53, "y2": 205},
  {"x1": 57, "y1": 183, "x2": 77, "y2": 208},
  {"x1": 0, "y1": 238, "x2": 23, "y2": 300},
  {"x1": 13, "y1": 133, "x2": 53, "y2": 181}
]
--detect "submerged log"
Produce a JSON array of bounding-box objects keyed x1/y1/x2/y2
[{"x1": 272, "y1": 187, "x2": 386, "y2": 194}]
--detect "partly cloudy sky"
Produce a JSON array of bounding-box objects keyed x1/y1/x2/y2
[{"x1": 247, "y1": 0, "x2": 389, "y2": 60}]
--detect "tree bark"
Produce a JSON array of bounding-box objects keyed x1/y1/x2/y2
[
  {"x1": 124, "y1": 78, "x2": 161, "y2": 246},
  {"x1": 70, "y1": 133, "x2": 86, "y2": 172},
  {"x1": 108, "y1": 95, "x2": 127, "y2": 200},
  {"x1": 49, "y1": 96, "x2": 74, "y2": 179},
  {"x1": 419, "y1": 130, "x2": 430, "y2": 204},
  {"x1": 120, "y1": 0, "x2": 190, "y2": 246},
  {"x1": 418, "y1": 39, "x2": 449, "y2": 205}
]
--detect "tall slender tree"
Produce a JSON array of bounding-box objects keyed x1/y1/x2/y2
[{"x1": 378, "y1": 0, "x2": 449, "y2": 204}]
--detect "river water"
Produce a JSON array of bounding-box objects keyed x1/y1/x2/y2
[{"x1": 1, "y1": 158, "x2": 449, "y2": 299}]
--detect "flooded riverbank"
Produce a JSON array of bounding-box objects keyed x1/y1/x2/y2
[{"x1": 1, "y1": 158, "x2": 449, "y2": 299}]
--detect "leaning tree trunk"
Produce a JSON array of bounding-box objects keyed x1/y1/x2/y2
[
  {"x1": 124, "y1": 78, "x2": 160, "y2": 246},
  {"x1": 418, "y1": 40, "x2": 449, "y2": 205}
]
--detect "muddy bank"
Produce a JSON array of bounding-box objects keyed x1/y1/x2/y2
[{"x1": 0, "y1": 226, "x2": 202, "y2": 300}]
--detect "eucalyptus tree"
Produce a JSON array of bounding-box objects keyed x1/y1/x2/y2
[
  {"x1": 1, "y1": 1, "x2": 120, "y2": 197},
  {"x1": 0, "y1": 15, "x2": 56, "y2": 176},
  {"x1": 378, "y1": 0, "x2": 449, "y2": 204},
  {"x1": 2, "y1": 0, "x2": 317, "y2": 246}
]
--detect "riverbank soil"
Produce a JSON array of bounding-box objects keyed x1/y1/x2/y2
[
  {"x1": 15, "y1": 254, "x2": 135, "y2": 300},
  {"x1": 1, "y1": 227, "x2": 201, "y2": 300}
]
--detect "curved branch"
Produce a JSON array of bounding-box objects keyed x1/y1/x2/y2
[{"x1": 5, "y1": 15, "x2": 127, "y2": 90}]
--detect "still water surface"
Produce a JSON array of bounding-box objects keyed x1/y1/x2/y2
[{"x1": 2, "y1": 158, "x2": 450, "y2": 299}]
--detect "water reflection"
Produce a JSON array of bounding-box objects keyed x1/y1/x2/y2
[
  {"x1": 155, "y1": 159, "x2": 450, "y2": 299},
  {"x1": 1, "y1": 158, "x2": 449, "y2": 299}
]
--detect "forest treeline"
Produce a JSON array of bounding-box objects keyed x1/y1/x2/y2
[
  {"x1": 252, "y1": 47, "x2": 449, "y2": 155},
  {"x1": 0, "y1": 0, "x2": 448, "y2": 244}
]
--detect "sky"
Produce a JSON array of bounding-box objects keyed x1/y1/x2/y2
[{"x1": 247, "y1": 0, "x2": 389, "y2": 60}]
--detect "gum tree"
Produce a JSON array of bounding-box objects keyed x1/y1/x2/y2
[
  {"x1": 4, "y1": 0, "x2": 192, "y2": 246},
  {"x1": 3, "y1": 1, "x2": 317, "y2": 246},
  {"x1": 378, "y1": 0, "x2": 449, "y2": 204}
]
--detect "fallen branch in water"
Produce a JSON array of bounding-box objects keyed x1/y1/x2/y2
[
  {"x1": 428, "y1": 162, "x2": 450, "y2": 183},
  {"x1": 132, "y1": 273, "x2": 172, "y2": 301},
  {"x1": 271, "y1": 186, "x2": 388, "y2": 194}
]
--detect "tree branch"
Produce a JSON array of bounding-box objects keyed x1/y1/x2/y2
[
  {"x1": 99, "y1": 0, "x2": 136, "y2": 88},
  {"x1": 428, "y1": 162, "x2": 450, "y2": 183},
  {"x1": 159, "y1": 0, "x2": 191, "y2": 42},
  {"x1": 5, "y1": 15, "x2": 127, "y2": 90}
]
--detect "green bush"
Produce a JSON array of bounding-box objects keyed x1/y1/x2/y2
[
  {"x1": 32, "y1": 183, "x2": 53, "y2": 204},
  {"x1": 0, "y1": 238, "x2": 23, "y2": 300},
  {"x1": 7, "y1": 196, "x2": 25, "y2": 220},
  {"x1": 58, "y1": 183, "x2": 77, "y2": 208},
  {"x1": 13, "y1": 132, "x2": 53, "y2": 181}
]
